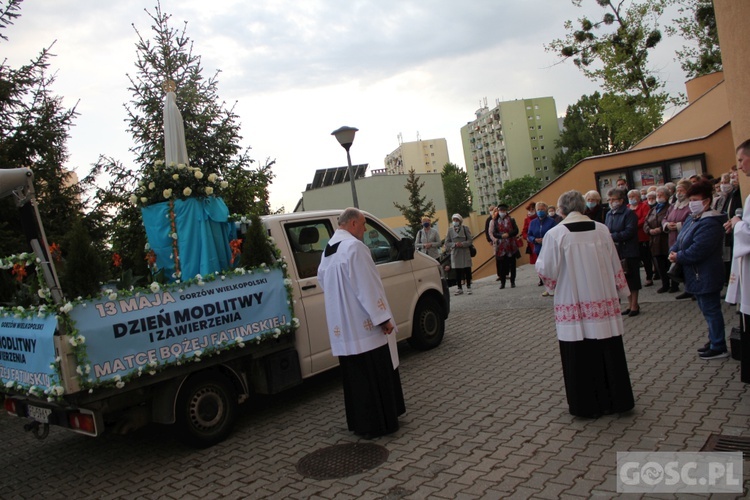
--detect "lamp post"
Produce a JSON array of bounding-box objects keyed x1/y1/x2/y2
[{"x1": 331, "y1": 125, "x2": 359, "y2": 208}]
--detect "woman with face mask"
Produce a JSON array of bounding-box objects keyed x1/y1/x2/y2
[
  {"x1": 583, "y1": 190, "x2": 607, "y2": 224},
  {"x1": 415, "y1": 216, "x2": 441, "y2": 260},
  {"x1": 663, "y1": 179, "x2": 693, "y2": 297},
  {"x1": 668, "y1": 181, "x2": 729, "y2": 360},
  {"x1": 491, "y1": 203, "x2": 520, "y2": 289},
  {"x1": 628, "y1": 189, "x2": 655, "y2": 287},
  {"x1": 714, "y1": 173, "x2": 743, "y2": 281},
  {"x1": 644, "y1": 187, "x2": 672, "y2": 293},
  {"x1": 605, "y1": 188, "x2": 641, "y2": 316},
  {"x1": 521, "y1": 201, "x2": 538, "y2": 265},
  {"x1": 528, "y1": 202, "x2": 558, "y2": 296},
  {"x1": 445, "y1": 214, "x2": 473, "y2": 295}
]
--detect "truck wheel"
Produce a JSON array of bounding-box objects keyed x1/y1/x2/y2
[
  {"x1": 176, "y1": 372, "x2": 238, "y2": 448},
  {"x1": 408, "y1": 297, "x2": 445, "y2": 350}
]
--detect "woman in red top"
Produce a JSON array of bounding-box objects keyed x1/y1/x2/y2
[{"x1": 628, "y1": 189, "x2": 654, "y2": 286}]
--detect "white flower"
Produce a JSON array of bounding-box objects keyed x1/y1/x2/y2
[
  {"x1": 204, "y1": 186, "x2": 214, "y2": 195},
  {"x1": 76, "y1": 365, "x2": 84, "y2": 375},
  {"x1": 208, "y1": 173, "x2": 218, "y2": 183},
  {"x1": 194, "y1": 350, "x2": 202, "y2": 358},
  {"x1": 220, "y1": 181, "x2": 229, "y2": 189},
  {"x1": 68, "y1": 336, "x2": 78, "y2": 346},
  {"x1": 238, "y1": 342, "x2": 245, "y2": 348},
  {"x1": 54, "y1": 386, "x2": 65, "y2": 396},
  {"x1": 292, "y1": 317, "x2": 300, "y2": 328},
  {"x1": 140, "y1": 197, "x2": 148, "y2": 204},
  {"x1": 283, "y1": 278, "x2": 292, "y2": 286},
  {"x1": 172, "y1": 174, "x2": 180, "y2": 180},
  {"x1": 163, "y1": 188, "x2": 173, "y2": 199},
  {"x1": 114, "y1": 375, "x2": 121, "y2": 382},
  {"x1": 88, "y1": 389, "x2": 94, "y2": 394},
  {"x1": 177, "y1": 163, "x2": 186, "y2": 170},
  {"x1": 155, "y1": 160, "x2": 164, "y2": 167},
  {"x1": 5, "y1": 380, "x2": 14, "y2": 388},
  {"x1": 108, "y1": 292, "x2": 118, "y2": 301},
  {"x1": 195, "y1": 274, "x2": 203, "y2": 281},
  {"x1": 194, "y1": 170, "x2": 204, "y2": 180},
  {"x1": 115, "y1": 381, "x2": 125, "y2": 389},
  {"x1": 171, "y1": 232, "x2": 178, "y2": 240},
  {"x1": 85, "y1": 365, "x2": 91, "y2": 374},
  {"x1": 148, "y1": 181, "x2": 156, "y2": 190},
  {"x1": 149, "y1": 370, "x2": 156, "y2": 376},
  {"x1": 183, "y1": 187, "x2": 192, "y2": 197},
  {"x1": 76, "y1": 335, "x2": 86, "y2": 345},
  {"x1": 149, "y1": 282, "x2": 160, "y2": 293},
  {"x1": 37, "y1": 289, "x2": 46, "y2": 298},
  {"x1": 149, "y1": 361, "x2": 157, "y2": 367},
  {"x1": 144, "y1": 243, "x2": 151, "y2": 251},
  {"x1": 130, "y1": 194, "x2": 138, "y2": 205}
]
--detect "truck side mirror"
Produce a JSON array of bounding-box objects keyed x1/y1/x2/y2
[{"x1": 396, "y1": 238, "x2": 415, "y2": 261}]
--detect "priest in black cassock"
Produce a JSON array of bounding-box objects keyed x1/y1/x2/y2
[
  {"x1": 536, "y1": 190, "x2": 635, "y2": 418},
  {"x1": 317, "y1": 208, "x2": 405, "y2": 438}
]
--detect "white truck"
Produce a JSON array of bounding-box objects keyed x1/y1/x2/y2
[{"x1": 0, "y1": 168, "x2": 449, "y2": 447}]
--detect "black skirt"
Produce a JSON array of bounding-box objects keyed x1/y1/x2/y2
[
  {"x1": 558, "y1": 336, "x2": 634, "y2": 418},
  {"x1": 339, "y1": 344, "x2": 406, "y2": 437}
]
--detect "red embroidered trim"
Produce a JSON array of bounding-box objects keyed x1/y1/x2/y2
[
  {"x1": 615, "y1": 268, "x2": 628, "y2": 290},
  {"x1": 554, "y1": 298, "x2": 622, "y2": 323},
  {"x1": 538, "y1": 273, "x2": 557, "y2": 289}
]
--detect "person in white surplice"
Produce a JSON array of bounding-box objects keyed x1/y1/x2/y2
[
  {"x1": 317, "y1": 208, "x2": 405, "y2": 438},
  {"x1": 535, "y1": 190, "x2": 635, "y2": 418}
]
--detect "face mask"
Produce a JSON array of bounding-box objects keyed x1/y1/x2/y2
[
  {"x1": 657, "y1": 198, "x2": 667, "y2": 204},
  {"x1": 537, "y1": 210, "x2": 547, "y2": 218},
  {"x1": 648, "y1": 200, "x2": 656, "y2": 207},
  {"x1": 453, "y1": 221, "x2": 460, "y2": 227},
  {"x1": 548, "y1": 211, "x2": 555, "y2": 217},
  {"x1": 585, "y1": 201, "x2": 596, "y2": 209},
  {"x1": 689, "y1": 200, "x2": 706, "y2": 215},
  {"x1": 641, "y1": 194, "x2": 647, "y2": 200},
  {"x1": 676, "y1": 192, "x2": 686, "y2": 202},
  {"x1": 721, "y1": 184, "x2": 733, "y2": 194},
  {"x1": 610, "y1": 201, "x2": 622, "y2": 210},
  {"x1": 528, "y1": 211, "x2": 534, "y2": 216},
  {"x1": 422, "y1": 222, "x2": 430, "y2": 228},
  {"x1": 629, "y1": 198, "x2": 638, "y2": 206},
  {"x1": 498, "y1": 211, "x2": 507, "y2": 218}
]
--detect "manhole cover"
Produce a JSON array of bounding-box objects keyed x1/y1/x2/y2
[
  {"x1": 701, "y1": 434, "x2": 750, "y2": 458},
  {"x1": 296, "y1": 443, "x2": 389, "y2": 479}
]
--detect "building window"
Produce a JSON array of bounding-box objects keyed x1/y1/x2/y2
[
  {"x1": 530, "y1": 136, "x2": 536, "y2": 140},
  {"x1": 526, "y1": 105, "x2": 531, "y2": 110},
  {"x1": 538, "y1": 125, "x2": 542, "y2": 130},
  {"x1": 536, "y1": 167, "x2": 541, "y2": 171},
  {"x1": 528, "y1": 116, "x2": 533, "y2": 120},
  {"x1": 536, "y1": 115, "x2": 541, "y2": 120},
  {"x1": 541, "y1": 145, "x2": 545, "y2": 150},
  {"x1": 545, "y1": 176, "x2": 550, "y2": 181},
  {"x1": 533, "y1": 146, "x2": 538, "y2": 151},
  {"x1": 539, "y1": 135, "x2": 544, "y2": 140},
  {"x1": 529, "y1": 126, "x2": 535, "y2": 130},
  {"x1": 542, "y1": 156, "x2": 547, "y2": 160},
  {"x1": 544, "y1": 166, "x2": 548, "y2": 170},
  {"x1": 534, "y1": 157, "x2": 539, "y2": 161},
  {"x1": 534, "y1": 105, "x2": 539, "y2": 110}
]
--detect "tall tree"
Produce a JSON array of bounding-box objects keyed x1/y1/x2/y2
[
  {"x1": 0, "y1": 0, "x2": 83, "y2": 257},
  {"x1": 665, "y1": 0, "x2": 721, "y2": 78},
  {"x1": 85, "y1": 2, "x2": 276, "y2": 273},
  {"x1": 440, "y1": 162, "x2": 473, "y2": 218},
  {"x1": 393, "y1": 169, "x2": 436, "y2": 239},
  {"x1": 546, "y1": 0, "x2": 675, "y2": 150},
  {"x1": 496, "y1": 176, "x2": 542, "y2": 209}
]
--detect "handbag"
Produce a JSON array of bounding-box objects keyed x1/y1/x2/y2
[
  {"x1": 469, "y1": 244, "x2": 477, "y2": 257},
  {"x1": 668, "y1": 261, "x2": 684, "y2": 283}
]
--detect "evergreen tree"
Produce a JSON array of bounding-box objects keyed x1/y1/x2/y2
[
  {"x1": 0, "y1": 0, "x2": 82, "y2": 256},
  {"x1": 86, "y1": 1, "x2": 276, "y2": 275},
  {"x1": 393, "y1": 169, "x2": 436, "y2": 239},
  {"x1": 440, "y1": 163, "x2": 473, "y2": 218},
  {"x1": 240, "y1": 213, "x2": 275, "y2": 269},
  {"x1": 60, "y1": 219, "x2": 105, "y2": 298}
]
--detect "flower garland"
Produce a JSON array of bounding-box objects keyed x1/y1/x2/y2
[
  {"x1": 168, "y1": 199, "x2": 181, "y2": 279},
  {"x1": 0, "y1": 235, "x2": 298, "y2": 399}
]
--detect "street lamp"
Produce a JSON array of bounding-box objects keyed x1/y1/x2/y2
[{"x1": 331, "y1": 125, "x2": 359, "y2": 208}]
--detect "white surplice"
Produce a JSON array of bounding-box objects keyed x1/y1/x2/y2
[
  {"x1": 318, "y1": 229, "x2": 399, "y2": 368},
  {"x1": 535, "y1": 212, "x2": 631, "y2": 342},
  {"x1": 726, "y1": 195, "x2": 750, "y2": 315}
]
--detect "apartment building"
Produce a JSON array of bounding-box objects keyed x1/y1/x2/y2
[
  {"x1": 460, "y1": 97, "x2": 561, "y2": 214},
  {"x1": 384, "y1": 137, "x2": 450, "y2": 175}
]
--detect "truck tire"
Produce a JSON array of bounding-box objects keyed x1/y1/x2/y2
[
  {"x1": 176, "y1": 371, "x2": 238, "y2": 448},
  {"x1": 408, "y1": 297, "x2": 445, "y2": 350}
]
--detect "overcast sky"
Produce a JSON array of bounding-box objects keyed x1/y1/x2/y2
[{"x1": 5, "y1": 0, "x2": 690, "y2": 212}]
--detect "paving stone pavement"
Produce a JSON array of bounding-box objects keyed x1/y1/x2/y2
[{"x1": 1, "y1": 264, "x2": 749, "y2": 499}]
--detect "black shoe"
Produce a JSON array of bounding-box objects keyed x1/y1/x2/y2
[
  {"x1": 699, "y1": 349, "x2": 729, "y2": 360},
  {"x1": 495, "y1": 277, "x2": 501, "y2": 281},
  {"x1": 628, "y1": 309, "x2": 640, "y2": 317},
  {"x1": 499, "y1": 283, "x2": 505, "y2": 289},
  {"x1": 622, "y1": 309, "x2": 631, "y2": 316},
  {"x1": 538, "y1": 280, "x2": 543, "y2": 286},
  {"x1": 511, "y1": 282, "x2": 516, "y2": 288},
  {"x1": 656, "y1": 287, "x2": 669, "y2": 294},
  {"x1": 697, "y1": 342, "x2": 710, "y2": 353},
  {"x1": 676, "y1": 292, "x2": 692, "y2": 300}
]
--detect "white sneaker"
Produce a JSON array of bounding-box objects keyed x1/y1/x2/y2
[
  {"x1": 454, "y1": 289, "x2": 463, "y2": 296},
  {"x1": 467, "y1": 289, "x2": 472, "y2": 295}
]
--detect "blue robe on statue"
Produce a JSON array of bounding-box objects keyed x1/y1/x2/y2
[{"x1": 141, "y1": 196, "x2": 233, "y2": 281}]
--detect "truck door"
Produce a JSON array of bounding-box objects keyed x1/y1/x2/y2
[
  {"x1": 363, "y1": 219, "x2": 417, "y2": 341},
  {"x1": 284, "y1": 219, "x2": 336, "y2": 375}
]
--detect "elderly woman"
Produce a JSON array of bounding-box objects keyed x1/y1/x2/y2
[
  {"x1": 490, "y1": 203, "x2": 519, "y2": 289},
  {"x1": 415, "y1": 215, "x2": 441, "y2": 259},
  {"x1": 663, "y1": 179, "x2": 693, "y2": 296},
  {"x1": 606, "y1": 188, "x2": 641, "y2": 316},
  {"x1": 522, "y1": 201, "x2": 538, "y2": 266},
  {"x1": 669, "y1": 181, "x2": 728, "y2": 359},
  {"x1": 644, "y1": 187, "x2": 672, "y2": 293},
  {"x1": 536, "y1": 190, "x2": 634, "y2": 418},
  {"x1": 528, "y1": 201, "x2": 557, "y2": 296},
  {"x1": 445, "y1": 213, "x2": 473, "y2": 295},
  {"x1": 583, "y1": 190, "x2": 607, "y2": 223},
  {"x1": 629, "y1": 189, "x2": 654, "y2": 286}
]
